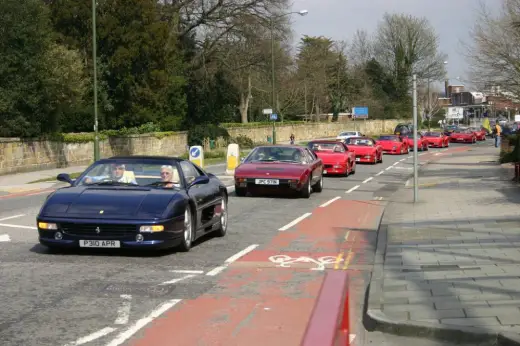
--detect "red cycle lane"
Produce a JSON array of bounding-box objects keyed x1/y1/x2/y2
[{"x1": 128, "y1": 199, "x2": 385, "y2": 346}]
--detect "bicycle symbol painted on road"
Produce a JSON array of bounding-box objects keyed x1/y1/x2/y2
[{"x1": 268, "y1": 255, "x2": 343, "y2": 271}]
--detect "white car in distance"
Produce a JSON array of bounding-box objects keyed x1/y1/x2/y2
[{"x1": 336, "y1": 131, "x2": 363, "y2": 141}]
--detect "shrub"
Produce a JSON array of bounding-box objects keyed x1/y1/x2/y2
[
  {"x1": 230, "y1": 134, "x2": 254, "y2": 148},
  {"x1": 188, "y1": 124, "x2": 230, "y2": 146},
  {"x1": 221, "y1": 121, "x2": 305, "y2": 128}
]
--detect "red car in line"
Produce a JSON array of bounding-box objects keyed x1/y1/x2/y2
[
  {"x1": 450, "y1": 129, "x2": 477, "y2": 143},
  {"x1": 376, "y1": 135, "x2": 409, "y2": 155},
  {"x1": 468, "y1": 127, "x2": 487, "y2": 141},
  {"x1": 402, "y1": 133, "x2": 429, "y2": 151},
  {"x1": 307, "y1": 140, "x2": 356, "y2": 176},
  {"x1": 343, "y1": 137, "x2": 383, "y2": 164},
  {"x1": 423, "y1": 131, "x2": 450, "y2": 148},
  {"x1": 234, "y1": 145, "x2": 324, "y2": 198}
]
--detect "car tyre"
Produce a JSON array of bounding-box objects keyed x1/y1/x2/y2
[
  {"x1": 235, "y1": 185, "x2": 246, "y2": 197},
  {"x1": 301, "y1": 177, "x2": 312, "y2": 198},
  {"x1": 215, "y1": 196, "x2": 228, "y2": 237},
  {"x1": 178, "y1": 207, "x2": 194, "y2": 252},
  {"x1": 312, "y1": 174, "x2": 323, "y2": 192}
]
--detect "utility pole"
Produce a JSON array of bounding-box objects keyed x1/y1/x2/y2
[
  {"x1": 270, "y1": 16, "x2": 276, "y2": 144},
  {"x1": 92, "y1": 0, "x2": 100, "y2": 161},
  {"x1": 413, "y1": 74, "x2": 418, "y2": 203}
]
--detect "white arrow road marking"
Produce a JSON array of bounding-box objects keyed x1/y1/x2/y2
[
  {"x1": 0, "y1": 234, "x2": 10, "y2": 242},
  {"x1": 114, "y1": 295, "x2": 132, "y2": 325},
  {"x1": 63, "y1": 327, "x2": 116, "y2": 346}
]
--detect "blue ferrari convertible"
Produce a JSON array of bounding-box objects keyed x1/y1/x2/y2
[{"x1": 36, "y1": 156, "x2": 229, "y2": 252}]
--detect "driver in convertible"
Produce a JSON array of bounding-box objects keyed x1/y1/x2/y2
[
  {"x1": 84, "y1": 164, "x2": 138, "y2": 184},
  {"x1": 160, "y1": 165, "x2": 180, "y2": 188}
]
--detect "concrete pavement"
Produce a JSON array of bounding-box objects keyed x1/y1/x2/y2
[
  {"x1": 366, "y1": 142, "x2": 520, "y2": 345},
  {"x1": 0, "y1": 142, "x2": 479, "y2": 346}
]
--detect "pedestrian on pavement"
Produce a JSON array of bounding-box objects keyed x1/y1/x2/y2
[
  {"x1": 290, "y1": 133, "x2": 295, "y2": 145},
  {"x1": 494, "y1": 122, "x2": 502, "y2": 148}
]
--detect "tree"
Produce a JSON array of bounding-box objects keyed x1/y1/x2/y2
[
  {"x1": 467, "y1": 0, "x2": 520, "y2": 96},
  {"x1": 373, "y1": 13, "x2": 447, "y2": 99}
]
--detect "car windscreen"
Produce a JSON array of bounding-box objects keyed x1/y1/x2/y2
[
  {"x1": 76, "y1": 161, "x2": 182, "y2": 188},
  {"x1": 244, "y1": 147, "x2": 306, "y2": 164},
  {"x1": 348, "y1": 138, "x2": 373, "y2": 146},
  {"x1": 424, "y1": 132, "x2": 441, "y2": 137},
  {"x1": 339, "y1": 132, "x2": 356, "y2": 136},
  {"x1": 379, "y1": 136, "x2": 399, "y2": 141}
]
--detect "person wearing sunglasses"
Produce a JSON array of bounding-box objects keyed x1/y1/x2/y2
[
  {"x1": 159, "y1": 165, "x2": 180, "y2": 188},
  {"x1": 83, "y1": 164, "x2": 137, "y2": 185}
]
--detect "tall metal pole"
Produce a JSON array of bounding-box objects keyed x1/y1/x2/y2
[
  {"x1": 92, "y1": 0, "x2": 100, "y2": 161},
  {"x1": 270, "y1": 17, "x2": 277, "y2": 145},
  {"x1": 413, "y1": 74, "x2": 418, "y2": 203}
]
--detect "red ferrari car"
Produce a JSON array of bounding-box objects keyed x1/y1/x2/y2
[
  {"x1": 343, "y1": 137, "x2": 383, "y2": 164},
  {"x1": 376, "y1": 135, "x2": 409, "y2": 155},
  {"x1": 402, "y1": 133, "x2": 429, "y2": 151},
  {"x1": 423, "y1": 131, "x2": 450, "y2": 148},
  {"x1": 469, "y1": 127, "x2": 487, "y2": 141},
  {"x1": 450, "y1": 129, "x2": 476, "y2": 143},
  {"x1": 307, "y1": 140, "x2": 356, "y2": 176},
  {"x1": 234, "y1": 145, "x2": 323, "y2": 198}
]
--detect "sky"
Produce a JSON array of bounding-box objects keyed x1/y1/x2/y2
[{"x1": 289, "y1": 0, "x2": 498, "y2": 90}]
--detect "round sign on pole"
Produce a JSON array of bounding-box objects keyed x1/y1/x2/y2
[
  {"x1": 189, "y1": 145, "x2": 204, "y2": 168},
  {"x1": 226, "y1": 143, "x2": 240, "y2": 175}
]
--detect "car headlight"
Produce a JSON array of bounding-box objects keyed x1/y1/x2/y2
[
  {"x1": 38, "y1": 222, "x2": 57, "y2": 230},
  {"x1": 139, "y1": 225, "x2": 164, "y2": 233}
]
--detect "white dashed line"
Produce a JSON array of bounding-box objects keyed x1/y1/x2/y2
[
  {"x1": 346, "y1": 185, "x2": 360, "y2": 193},
  {"x1": 375, "y1": 171, "x2": 384, "y2": 176},
  {"x1": 0, "y1": 234, "x2": 10, "y2": 242},
  {"x1": 320, "y1": 196, "x2": 341, "y2": 208},
  {"x1": 64, "y1": 327, "x2": 116, "y2": 346},
  {"x1": 278, "y1": 213, "x2": 312, "y2": 231},
  {"x1": 362, "y1": 177, "x2": 373, "y2": 183},
  {"x1": 419, "y1": 153, "x2": 427, "y2": 156},
  {"x1": 206, "y1": 244, "x2": 260, "y2": 276},
  {"x1": 170, "y1": 270, "x2": 204, "y2": 274},
  {"x1": 392, "y1": 162, "x2": 399, "y2": 166},
  {"x1": 399, "y1": 158, "x2": 406, "y2": 162},
  {"x1": 0, "y1": 214, "x2": 25, "y2": 221},
  {"x1": 408, "y1": 155, "x2": 413, "y2": 158},
  {"x1": 0, "y1": 223, "x2": 37, "y2": 230},
  {"x1": 385, "y1": 166, "x2": 393, "y2": 171},
  {"x1": 106, "y1": 299, "x2": 182, "y2": 346},
  {"x1": 373, "y1": 197, "x2": 383, "y2": 200},
  {"x1": 159, "y1": 274, "x2": 196, "y2": 285},
  {"x1": 114, "y1": 295, "x2": 132, "y2": 325}
]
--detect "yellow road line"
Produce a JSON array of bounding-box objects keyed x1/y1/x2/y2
[
  {"x1": 342, "y1": 251, "x2": 355, "y2": 270},
  {"x1": 344, "y1": 230, "x2": 350, "y2": 242},
  {"x1": 334, "y1": 252, "x2": 344, "y2": 270}
]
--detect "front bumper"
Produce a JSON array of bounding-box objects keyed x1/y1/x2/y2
[
  {"x1": 450, "y1": 137, "x2": 472, "y2": 143},
  {"x1": 235, "y1": 177, "x2": 306, "y2": 192},
  {"x1": 382, "y1": 148, "x2": 400, "y2": 154},
  {"x1": 354, "y1": 155, "x2": 375, "y2": 163},
  {"x1": 323, "y1": 164, "x2": 348, "y2": 174},
  {"x1": 37, "y1": 216, "x2": 185, "y2": 250}
]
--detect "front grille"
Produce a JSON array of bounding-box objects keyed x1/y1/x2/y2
[
  {"x1": 60, "y1": 223, "x2": 137, "y2": 237},
  {"x1": 324, "y1": 164, "x2": 333, "y2": 169}
]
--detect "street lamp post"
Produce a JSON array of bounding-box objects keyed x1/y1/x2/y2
[
  {"x1": 92, "y1": 0, "x2": 100, "y2": 161},
  {"x1": 270, "y1": 9, "x2": 308, "y2": 144}
]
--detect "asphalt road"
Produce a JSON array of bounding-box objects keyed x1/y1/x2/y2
[{"x1": 0, "y1": 143, "x2": 482, "y2": 346}]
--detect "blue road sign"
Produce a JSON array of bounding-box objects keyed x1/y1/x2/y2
[
  {"x1": 190, "y1": 147, "x2": 201, "y2": 158},
  {"x1": 352, "y1": 107, "x2": 369, "y2": 118},
  {"x1": 270, "y1": 113, "x2": 278, "y2": 121}
]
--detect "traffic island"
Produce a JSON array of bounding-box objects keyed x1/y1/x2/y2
[{"x1": 365, "y1": 144, "x2": 520, "y2": 345}]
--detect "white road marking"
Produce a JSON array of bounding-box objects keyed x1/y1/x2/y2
[
  {"x1": 106, "y1": 299, "x2": 182, "y2": 346},
  {"x1": 226, "y1": 185, "x2": 235, "y2": 193},
  {"x1": 362, "y1": 177, "x2": 373, "y2": 183},
  {"x1": 0, "y1": 223, "x2": 37, "y2": 230},
  {"x1": 206, "y1": 244, "x2": 259, "y2": 276},
  {"x1": 434, "y1": 152, "x2": 442, "y2": 156},
  {"x1": 385, "y1": 166, "x2": 393, "y2": 171},
  {"x1": 0, "y1": 214, "x2": 25, "y2": 221},
  {"x1": 159, "y1": 274, "x2": 195, "y2": 285},
  {"x1": 346, "y1": 185, "x2": 360, "y2": 193},
  {"x1": 350, "y1": 334, "x2": 356, "y2": 343},
  {"x1": 319, "y1": 196, "x2": 341, "y2": 208},
  {"x1": 399, "y1": 158, "x2": 406, "y2": 162},
  {"x1": 25, "y1": 191, "x2": 53, "y2": 196},
  {"x1": 278, "y1": 213, "x2": 312, "y2": 231},
  {"x1": 392, "y1": 162, "x2": 399, "y2": 166},
  {"x1": 408, "y1": 155, "x2": 413, "y2": 158},
  {"x1": 0, "y1": 234, "x2": 10, "y2": 242},
  {"x1": 64, "y1": 327, "x2": 116, "y2": 346},
  {"x1": 375, "y1": 171, "x2": 384, "y2": 176},
  {"x1": 419, "y1": 153, "x2": 427, "y2": 156},
  {"x1": 170, "y1": 270, "x2": 204, "y2": 274},
  {"x1": 373, "y1": 197, "x2": 383, "y2": 200},
  {"x1": 205, "y1": 266, "x2": 227, "y2": 276},
  {"x1": 114, "y1": 295, "x2": 132, "y2": 325}
]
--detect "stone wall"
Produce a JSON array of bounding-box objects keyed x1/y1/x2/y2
[
  {"x1": 225, "y1": 119, "x2": 400, "y2": 143},
  {"x1": 0, "y1": 132, "x2": 187, "y2": 175},
  {"x1": 0, "y1": 119, "x2": 400, "y2": 175}
]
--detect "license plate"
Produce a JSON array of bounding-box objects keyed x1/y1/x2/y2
[
  {"x1": 255, "y1": 179, "x2": 279, "y2": 185},
  {"x1": 356, "y1": 158, "x2": 360, "y2": 161},
  {"x1": 458, "y1": 138, "x2": 464, "y2": 141},
  {"x1": 79, "y1": 240, "x2": 121, "y2": 248},
  {"x1": 323, "y1": 170, "x2": 327, "y2": 174}
]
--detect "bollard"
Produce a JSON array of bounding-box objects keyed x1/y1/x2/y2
[
  {"x1": 226, "y1": 143, "x2": 240, "y2": 175},
  {"x1": 188, "y1": 145, "x2": 204, "y2": 168}
]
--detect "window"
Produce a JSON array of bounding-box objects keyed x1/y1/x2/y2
[
  {"x1": 304, "y1": 148, "x2": 316, "y2": 162},
  {"x1": 180, "y1": 161, "x2": 200, "y2": 184}
]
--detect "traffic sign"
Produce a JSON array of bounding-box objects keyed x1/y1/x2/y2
[
  {"x1": 189, "y1": 145, "x2": 204, "y2": 168},
  {"x1": 270, "y1": 113, "x2": 278, "y2": 121},
  {"x1": 263, "y1": 108, "x2": 273, "y2": 115},
  {"x1": 352, "y1": 107, "x2": 369, "y2": 118}
]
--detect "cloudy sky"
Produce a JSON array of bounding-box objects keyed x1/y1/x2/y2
[{"x1": 289, "y1": 0, "x2": 497, "y2": 90}]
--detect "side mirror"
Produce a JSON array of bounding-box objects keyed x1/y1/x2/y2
[
  {"x1": 57, "y1": 173, "x2": 73, "y2": 185},
  {"x1": 189, "y1": 175, "x2": 210, "y2": 188}
]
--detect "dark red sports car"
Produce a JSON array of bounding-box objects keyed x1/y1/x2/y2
[
  {"x1": 423, "y1": 131, "x2": 450, "y2": 148},
  {"x1": 343, "y1": 137, "x2": 383, "y2": 164},
  {"x1": 450, "y1": 129, "x2": 476, "y2": 143},
  {"x1": 307, "y1": 140, "x2": 356, "y2": 176},
  {"x1": 234, "y1": 145, "x2": 324, "y2": 198},
  {"x1": 468, "y1": 127, "x2": 487, "y2": 141},
  {"x1": 376, "y1": 135, "x2": 409, "y2": 155},
  {"x1": 403, "y1": 133, "x2": 429, "y2": 151}
]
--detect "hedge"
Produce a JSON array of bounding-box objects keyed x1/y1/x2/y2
[{"x1": 221, "y1": 121, "x2": 305, "y2": 128}]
